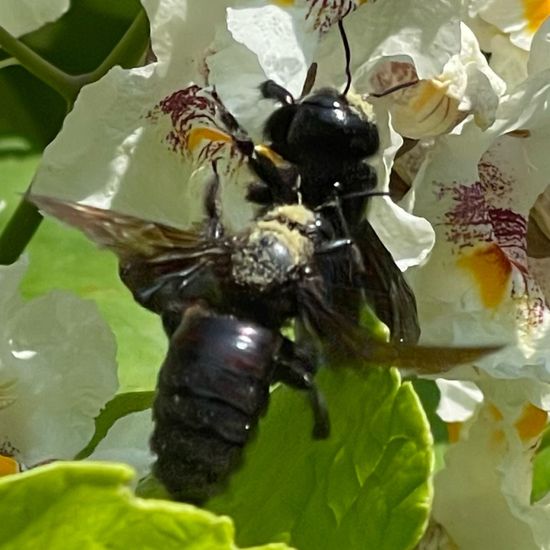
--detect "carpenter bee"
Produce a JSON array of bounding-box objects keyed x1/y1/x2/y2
[
  {"x1": 32, "y1": 184, "x2": 497, "y2": 504},
  {"x1": 28, "y1": 42, "x2": 496, "y2": 503},
  {"x1": 254, "y1": 76, "x2": 420, "y2": 344}
]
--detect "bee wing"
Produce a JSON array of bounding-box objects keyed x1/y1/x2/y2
[
  {"x1": 30, "y1": 195, "x2": 232, "y2": 313},
  {"x1": 298, "y1": 283, "x2": 501, "y2": 375},
  {"x1": 352, "y1": 219, "x2": 421, "y2": 344},
  {"x1": 31, "y1": 194, "x2": 223, "y2": 260}
]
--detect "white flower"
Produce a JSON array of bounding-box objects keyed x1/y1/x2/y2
[
  {"x1": 369, "y1": 24, "x2": 505, "y2": 140},
  {"x1": 433, "y1": 379, "x2": 550, "y2": 550},
  {"x1": 31, "y1": 0, "x2": 261, "y2": 235},
  {"x1": 30, "y1": 0, "x2": 448, "y2": 272},
  {"x1": 401, "y1": 27, "x2": 550, "y2": 545},
  {"x1": 405, "y1": 19, "x2": 550, "y2": 377},
  {"x1": 0, "y1": 0, "x2": 69, "y2": 38},
  {"x1": 466, "y1": 1, "x2": 550, "y2": 90},
  {"x1": 0, "y1": 258, "x2": 118, "y2": 467},
  {"x1": 470, "y1": 0, "x2": 550, "y2": 51}
]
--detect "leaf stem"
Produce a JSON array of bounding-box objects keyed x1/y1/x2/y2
[
  {"x1": 0, "y1": 25, "x2": 81, "y2": 103},
  {"x1": 0, "y1": 8, "x2": 150, "y2": 265},
  {"x1": 0, "y1": 196, "x2": 42, "y2": 265}
]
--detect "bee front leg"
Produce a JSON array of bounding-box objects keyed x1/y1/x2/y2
[{"x1": 273, "y1": 338, "x2": 330, "y2": 439}]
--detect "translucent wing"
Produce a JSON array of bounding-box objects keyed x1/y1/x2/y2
[
  {"x1": 30, "y1": 195, "x2": 224, "y2": 261},
  {"x1": 30, "y1": 195, "x2": 232, "y2": 317},
  {"x1": 298, "y1": 281, "x2": 501, "y2": 375},
  {"x1": 352, "y1": 219, "x2": 421, "y2": 344}
]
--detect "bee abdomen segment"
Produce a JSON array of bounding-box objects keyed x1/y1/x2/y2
[{"x1": 151, "y1": 313, "x2": 279, "y2": 503}]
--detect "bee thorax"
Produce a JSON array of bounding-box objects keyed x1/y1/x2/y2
[{"x1": 232, "y1": 224, "x2": 312, "y2": 290}]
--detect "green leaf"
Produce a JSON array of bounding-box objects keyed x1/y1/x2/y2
[
  {"x1": 75, "y1": 391, "x2": 154, "y2": 459},
  {"x1": 0, "y1": 0, "x2": 144, "y2": 150},
  {"x1": 532, "y1": 445, "x2": 550, "y2": 503},
  {"x1": 0, "y1": 462, "x2": 292, "y2": 550},
  {"x1": 0, "y1": 151, "x2": 165, "y2": 391},
  {"x1": 208, "y1": 367, "x2": 433, "y2": 550}
]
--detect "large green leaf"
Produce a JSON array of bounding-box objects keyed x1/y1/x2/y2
[
  {"x1": 0, "y1": 461, "x2": 292, "y2": 550},
  {"x1": 208, "y1": 367, "x2": 433, "y2": 550},
  {"x1": 0, "y1": 152, "x2": 165, "y2": 391}
]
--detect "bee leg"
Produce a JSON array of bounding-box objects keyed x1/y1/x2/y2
[
  {"x1": 259, "y1": 80, "x2": 295, "y2": 105},
  {"x1": 273, "y1": 338, "x2": 330, "y2": 439},
  {"x1": 316, "y1": 238, "x2": 353, "y2": 255},
  {"x1": 247, "y1": 151, "x2": 299, "y2": 205}
]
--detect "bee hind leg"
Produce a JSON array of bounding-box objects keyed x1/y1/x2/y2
[{"x1": 273, "y1": 338, "x2": 330, "y2": 439}]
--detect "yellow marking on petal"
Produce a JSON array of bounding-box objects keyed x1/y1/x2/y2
[
  {"x1": 491, "y1": 428, "x2": 505, "y2": 447},
  {"x1": 489, "y1": 403, "x2": 504, "y2": 421},
  {"x1": 447, "y1": 422, "x2": 463, "y2": 443},
  {"x1": 409, "y1": 80, "x2": 449, "y2": 115},
  {"x1": 457, "y1": 244, "x2": 512, "y2": 309},
  {"x1": 522, "y1": 0, "x2": 550, "y2": 33},
  {"x1": 255, "y1": 144, "x2": 286, "y2": 166},
  {"x1": 186, "y1": 127, "x2": 232, "y2": 152},
  {"x1": 0, "y1": 455, "x2": 19, "y2": 476},
  {"x1": 515, "y1": 403, "x2": 547, "y2": 442},
  {"x1": 272, "y1": 0, "x2": 295, "y2": 6}
]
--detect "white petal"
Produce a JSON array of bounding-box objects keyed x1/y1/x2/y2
[
  {"x1": 433, "y1": 382, "x2": 550, "y2": 550},
  {"x1": 226, "y1": 4, "x2": 315, "y2": 98},
  {"x1": 436, "y1": 379, "x2": 483, "y2": 422},
  {"x1": 489, "y1": 34, "x2": 529, "y2": 90},
  {"x1": 410, "y1": 127, "x2": 550, "y2": 380},
  {"x1": 31, "y1": 0, "x2": 258, "y2": 234},
  {"x1": 474, "y1": 0, "x2": 550, "y2": 51},
  {"x1": 527, "y1": 18, "x2": 550, "y2": 75},
  {"x1": 314, "y1": 0, "x2": 462, "y2": 92},
  {"x1": 0, "y1": 259, "x2": 118, "y2": 465},
  {"x1": 363, "y1": 103, "x2": 435, "y2": 270},
  {"x1": 369, "y1": 197, "x2": 435, "y2": 270},
  {"x1": 0, "y1": 0, "x2": 69, "y2": 38}
]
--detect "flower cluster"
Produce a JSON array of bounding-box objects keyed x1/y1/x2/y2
[{"x1": 5, "y1": 0, "x2": 550, "y2": 547}]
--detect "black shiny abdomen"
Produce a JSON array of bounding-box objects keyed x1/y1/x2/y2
[{"x1": 151, "y1": 311, "x2": 279, "y2": 503}]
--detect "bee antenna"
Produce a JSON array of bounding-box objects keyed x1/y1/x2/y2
[
  {"x1": 299, "y1": 62, "x2": 318, "y2": 98},
  {"x1": 338, "y1": 13, "x2": 352, "y2": 96}
]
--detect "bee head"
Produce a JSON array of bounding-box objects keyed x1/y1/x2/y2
[{"x1": 262, "y1": 84, "x2": 379, "y2": 164}]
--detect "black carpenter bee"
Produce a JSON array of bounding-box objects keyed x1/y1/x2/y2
[
  {"x1": 252, "y1": 76, "x2": 420, "y2": 345},
  {"x1": 30, "y1": 194, "x2": 496, "y2": 504},
  {"x1": 31, "y1": 189, "x2": 497, "y2": 505},
  {"x1": 28, "y1": 49, "x2": 497, "y2": 503}
]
